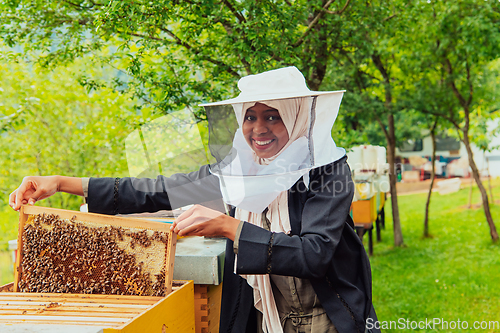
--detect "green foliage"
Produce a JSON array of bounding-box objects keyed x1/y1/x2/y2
[
  {"x1": 0, "y1": 205, "x2": 18, "y2": 252},
  {"x1": 402, "y1": 0, "x2": 500, "y2": 125},
  {"x1": 0, "y1": 250, "x2": 14, "y2": 285},
  {"x1": 332, "y1": 108, "x2": 424, "y2": 149},
  {"x1": 0, "y1": 0, "x2": 358, "y2": 115},
  {"x1": 322, "y1": 0, "x2": 429, "y2": 151},
  {"x1": 2, "y1": 0, "x2": 497, "y2": 151},
  {"x1": 1, "y1": 0, "x2": 498, "y2": 145}
]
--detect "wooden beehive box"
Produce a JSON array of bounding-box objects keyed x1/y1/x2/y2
[
  {"x1": 0, "y1": 205, "x2": 196, "y2": 332},
  {"x1": 0, "y1": 281, "x2": 195, "y2": 332},
  {"x1": 194, "y1": 284, "x2": 222, "y2": 333},
  {"x1": 351, "y1": 195, "x2": 377, "y2": 224}
]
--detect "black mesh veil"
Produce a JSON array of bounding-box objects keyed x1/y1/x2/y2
[
  {"x1": 125, "y1": 108, "x2": 210, "y2": 178},
  {"x1": 124, "y1": 93, "x2": 344, "y2": 214},
  {"x1": 125, "y1": 108, "x2": 226, "y2": 213},
  {"x1": 204, "y1": 104, "x2": 239, "y2": 165}
]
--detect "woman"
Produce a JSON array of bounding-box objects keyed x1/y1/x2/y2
[{"x1": 10, "y1": 67, "x2": 378, "y2": 333}]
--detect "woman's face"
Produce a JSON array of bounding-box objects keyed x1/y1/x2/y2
[{"x1": 242, "y1": 103, "x2": 290, "y2": 159}]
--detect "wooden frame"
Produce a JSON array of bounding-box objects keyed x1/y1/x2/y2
[{"x1": 15, "y1": 205, "x2": 177, "y2": 295}]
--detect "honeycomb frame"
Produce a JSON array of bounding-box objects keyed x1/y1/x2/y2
[{"x1": 14, "y1": 205, "x2": 176, "y2": 296}]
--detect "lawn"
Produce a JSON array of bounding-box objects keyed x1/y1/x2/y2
[
  {"x1": 0, "y1": 180, "x2": 499, "y2": 332},
  {"x1": 369, "y1": 180, "x2": 500, "y2": 332}
]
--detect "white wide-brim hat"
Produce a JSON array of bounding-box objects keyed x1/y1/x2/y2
[{"x1": 200, "y1": 66, "x2": 345, "y2": 106}]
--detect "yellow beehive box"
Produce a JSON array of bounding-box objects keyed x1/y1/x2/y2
[
  {"x1": 0, "y1": 205, "x2": 196, "y2": 332},
  {"x1": 194, "y1": 284, "x2": 222, "y2": 333},
  {"x1": 377, "y1": 192, "x2": 386, "y2": 213},
  {"x1": 0, "y1": 281, "x2": 195, "y2": 332},
  {"x1": 351, "y1": 196, "x2": 377, "y2": 224}
]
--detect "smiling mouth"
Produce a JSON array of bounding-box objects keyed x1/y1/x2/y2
[{"x1": 253, "y1": 139, "x2": 274, "y2": 147}]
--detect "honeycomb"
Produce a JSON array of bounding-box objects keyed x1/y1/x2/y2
[{"x1": 18, "y1": 213, "x2": 171, "y2": 296}]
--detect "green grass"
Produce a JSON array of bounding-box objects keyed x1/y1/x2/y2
[{"x1": 369, "y1": 180, "x2": 500, "y2": 332}]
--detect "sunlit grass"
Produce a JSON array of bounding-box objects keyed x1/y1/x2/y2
[{"x1": 369, "y1": 178, "x2": 500, "y2": 332}]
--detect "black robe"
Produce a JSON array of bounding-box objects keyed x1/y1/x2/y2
[{"x1": 88, "y1": 156, "x2": 378, "y2": 333}]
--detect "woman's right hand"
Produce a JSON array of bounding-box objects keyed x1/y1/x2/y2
[{"x1": 9, "y1": 176, "x2": 60, "y2": 211}]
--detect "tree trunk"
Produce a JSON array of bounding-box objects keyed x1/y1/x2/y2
[
  {"x1": 424, "y1": 125, "x2": 437, "y2": 238},
  {"x1": 467, "y1": 178, "x2": 473, "y2": 209},
  {"x1": 462, "y1": 132, "x2": 499, "y2": 242},
  {"x1": 487, "y1": 158, "x2": 494, "y2": 203},
  {"x1": 371, "y1": 53, "x2": 404, "y2": 247},
  {"x1": 304, "y1": 21, "x2": 328, "y2": 91},
  {"x1": 387, "y1": 113, "x2": 404, "y2": 246}
]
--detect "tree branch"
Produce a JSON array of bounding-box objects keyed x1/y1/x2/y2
[
  {"x1": 381, "y1": 2, "x2": 411, "y2": 22},
  {"x1": 159, "y1": 27, "x2": 240, "y2": 78},
  {"x1": 371, "y1": 53, "x2": 392, "y2": 107},
  {"x1": 430, "y1": 117, "x2": 438, "y2": 133},
  {"x1": 124, "y1": 31, "x2": 169, "y2": 43},
  {"x1": 324, "y1": 0, "x2": 351, "y2": 15},
  {"x1": 444, "y1": 58, "x2": 468, "y2": 109},
  {"x1": 62, "y1": 0, "x2": 104, "y2": 9},
  {"x1": 455, "y1": 127, "x2": 464, "y2": 143},
  {"x1": 466, "y1": 58, "x2": 473, "y2": 106},
  {"x1": 382, "y1": 14, "x2": 397, "y2": 22},
  {"x1": 419, "y1": 108, "x2": 460, "y2": 130},
  {"x1": 371, "y1": 53, "x2": 389, "y2": 83},
  {"x1": 220, "y1": 0, "x2": 246, "y2": 23},
  {"x1": 375, "y1": 115, "x2": 390, "y2": 141},
  {"x1": 293, "y1": 0, "x2": 341, "y2": 48}
]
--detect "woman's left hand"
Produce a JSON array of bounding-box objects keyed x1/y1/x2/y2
[{"x1": 171, "y1": 205, "x2": 240, "y2": 240}]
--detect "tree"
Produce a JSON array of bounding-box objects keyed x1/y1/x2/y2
[
  {"x1": 322, "y1": 0, "x2": 415, "y2": 246},
  {"x1": 407, "y1": 0, "x2": 500, "y2": 242},
  {"x1": 398, "y1": 61, "x2": 454, "y2": 238},
  {"x1": 4, "y1": 0, "x2": 498, "y2": 246},
  {"x1": 0, "y1": 0, "x2": 355, "y2": 115}
]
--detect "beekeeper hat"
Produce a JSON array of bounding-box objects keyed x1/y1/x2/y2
[{"x1": 200, "y1": 66, "x2": 345, "y2": 106}]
